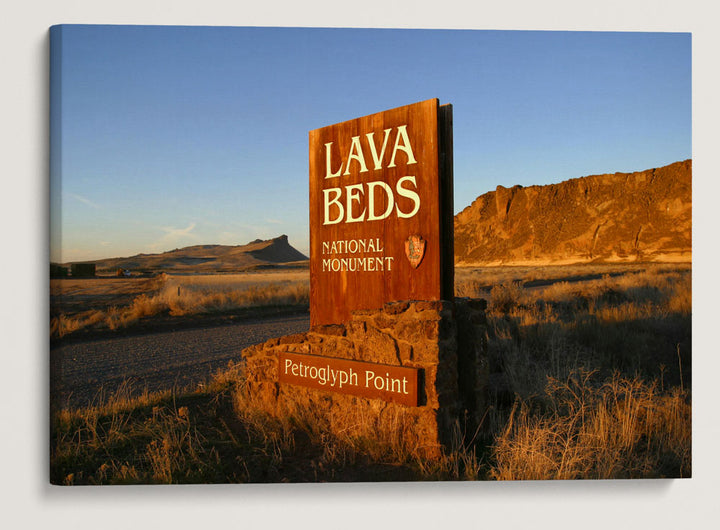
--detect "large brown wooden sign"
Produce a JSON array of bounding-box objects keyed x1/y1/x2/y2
[
  {"x1": 279, "y1": 352, "x2": 419, "y2": 406},
  {"x1": 309, "y1": 99, "x2": 453, "y2": 326}
]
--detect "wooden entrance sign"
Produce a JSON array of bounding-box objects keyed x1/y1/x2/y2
[{"x1": 309, "y1": 99, "x2": 453, "y2": 326}]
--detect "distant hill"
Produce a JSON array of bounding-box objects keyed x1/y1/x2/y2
[
  {"x1": 454, "y1": 160, "x2": 691, "y2": 266},
  {"x1": 72, "y1": 235, "x2": 308, "y2": 274}
]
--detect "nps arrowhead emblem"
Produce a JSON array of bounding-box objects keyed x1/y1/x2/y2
[{"x1": 404, "y1": 234, "x2": 426, "y2": 268}]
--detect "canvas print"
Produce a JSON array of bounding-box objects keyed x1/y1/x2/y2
[{"x1": 49, "y1": 25, "x2": 691, "y2": 484}]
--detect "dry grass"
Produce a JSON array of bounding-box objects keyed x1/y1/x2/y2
[
  {"x1": 490, "y1": 371, "x2": 690, "y2": 480},
  {"x1": 50, "y1": 263, "x2": 691, "y2": 482},
  {"x1": 156, "y1": 273, "x2": 309, "y2": 316},
  {"x1": 230, "y1": 375, "x2": 483, "y2": 480},
  {"x1": 455, "y1": 262, "x2": 691, "y2": 298},
  {"x1": 481, "y1": 264, "x2": 691, "y2": 480},
  {"x1": 51, "y1": 363, "x2": 481, "y2": 484},
  {"x1": 51, "y1": 367, "x2": 256, "y2": 485},
  {"x1": 50, "y1": 272, "x2": 310, "y2": 338}
]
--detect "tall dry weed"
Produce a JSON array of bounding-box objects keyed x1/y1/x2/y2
[
  {"x1": 488, "y1": 281, "x2": 526, "y2": 313},
  {"x1": 490, "y1": 370, "x2": 690, "y2": 480}
]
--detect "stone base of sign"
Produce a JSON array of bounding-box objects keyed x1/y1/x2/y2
[{"x1": 240, "y1": 298, "x2": 487, "y2": 459}]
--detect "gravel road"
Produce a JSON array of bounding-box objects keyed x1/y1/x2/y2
[{"x1": 50, "y1": 314, "x2": 310, "y2": 409}]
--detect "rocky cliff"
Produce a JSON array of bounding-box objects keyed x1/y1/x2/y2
[{"x1": 454, "y1": 160, "x2": 691, "y2": 265}]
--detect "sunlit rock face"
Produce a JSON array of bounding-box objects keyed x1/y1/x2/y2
[{"x1": 454, "y1": 160, "x2": 692, "y2": 266}]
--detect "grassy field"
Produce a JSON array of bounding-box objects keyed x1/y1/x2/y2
[
  {"x1": 50, "y1": 271, "x2": 310, "y2": 338},
  {"x1": 50, "y1": 263, "x2": 691, "y2": 483}
]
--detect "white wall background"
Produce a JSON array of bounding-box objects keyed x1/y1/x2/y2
[{"x1": 2, "y1": 1, "x2": 717, "y2": 529}]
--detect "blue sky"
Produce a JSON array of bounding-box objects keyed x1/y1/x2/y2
[{"x1": 50, "y1": 25, "x2": 691, "y2": 262}]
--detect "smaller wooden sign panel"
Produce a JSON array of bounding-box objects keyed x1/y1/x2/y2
[{"x1": 278, "y1": 351, "x2": 419, "y2": 407}]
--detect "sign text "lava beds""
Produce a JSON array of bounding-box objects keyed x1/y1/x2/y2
[{"x1": 322, "y1": 126, "x2": 420, "y2": 225}]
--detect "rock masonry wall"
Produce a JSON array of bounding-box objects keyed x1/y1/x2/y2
[{"x1": 241, "y1": 299, "x2": 487, "y2": 458}]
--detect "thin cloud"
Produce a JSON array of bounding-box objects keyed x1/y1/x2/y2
[
  {"x1": 66, "y1": 192, "x2": 101, "y2": 209},
  {"x1": 160, "y1": 222, "x2": 197, "y2": 238},
  {"x1": 146, "y1": 222, "x2": 200, "y2": 252}
]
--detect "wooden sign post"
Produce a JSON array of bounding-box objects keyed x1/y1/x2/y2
[
  {"x1": 243, "y1": 101, "x2": 484, "y2": 452},
  {"x1": 309, "y1": 99, "x2": 453, "y2": 326}
]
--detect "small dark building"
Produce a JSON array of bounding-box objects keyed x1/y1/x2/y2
[
  {"x1": 50, "y1": 263, "x2": 68, "y2": 278},
  {"x1": 71, "y1": 263, "x2": 96, "y2": 277}
]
